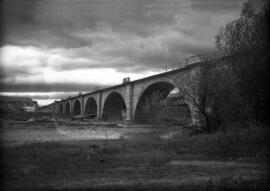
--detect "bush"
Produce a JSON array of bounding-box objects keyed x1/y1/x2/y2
[{"x1": 171, "y1": 123, "x2": 269, "y2": 162}]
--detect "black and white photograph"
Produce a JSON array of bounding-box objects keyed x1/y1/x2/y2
[{"x1": 0, "y1": 0, "x2": 269, "y2": 190}]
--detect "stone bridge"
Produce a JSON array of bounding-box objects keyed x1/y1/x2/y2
[{"x1": 40, "y1": 55, "x2": 207, "y2": 124}]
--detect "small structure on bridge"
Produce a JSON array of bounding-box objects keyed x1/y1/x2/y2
[{"x1": 122, "y1": 77, "x2": 130, "y2": 84}]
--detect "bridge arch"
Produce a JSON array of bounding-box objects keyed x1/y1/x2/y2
[
  {"x1": 102, "y1": 91, "x2": 126, "y2": 120},
  {"x1": 72, "y1": 100, "x2": 81, "y2": 115},
  {"x1": 59, "y1": 103, "x2": 63, "y2": 114},
  {"x1": 84, "y1": 97, "x2": 98, "y2": 117},
  {"x1": 64, "y1": 102, "x2": 71, "y2": 114},
  {"x1": 134, "y1": 81, "x2": 191, "y2": 123}
]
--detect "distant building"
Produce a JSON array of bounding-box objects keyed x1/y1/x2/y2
[
  {"x1": 22, "y1": 106, "x2": 36, "y2": 112},
  {"x1": 0, "y1": 96, "x2": 38, "y2": 112}
]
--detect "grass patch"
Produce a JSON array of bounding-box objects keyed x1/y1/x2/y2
[
  {"x1": 167, "y1": 124, "x2": 269, "y2": 162},
  {"x1": 0, "y1": 111, "x2": 73, "y2": 122},
  {"x1": 1, "y1": 122, "x2": 269, "y2": 190}
]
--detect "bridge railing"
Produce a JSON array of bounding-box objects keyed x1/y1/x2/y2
[
  {"x1": 97, "y1": 51, "x2": 224, "y2": 88},
  {"x1": 138, "y1": 51, "x2": 224, "y2": 79}
]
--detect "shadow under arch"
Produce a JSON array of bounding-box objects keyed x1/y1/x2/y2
[
  {"x1": 102, "y1": 92, "x2": 126, "y2": 120},
  {"x1": 73, "y1": 100, "x2": 81, "y2": 115},
  {"x1": 59, "y1": 103, "x2": 63, "y2": 114},
  {"x1": 134, "y1": 81, "x2": 191, "y2": 124},
  {"x1": 85, "y1": 97, "x2": 97, "y2": 117},
  {"x1": 64, "y1": 102, "x2": 70, "y2": 114}
]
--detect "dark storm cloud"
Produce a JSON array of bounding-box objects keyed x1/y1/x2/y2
[
  {"x1": 190, "y1": 0, "x2": 244, "y2": 12},
  {"x1": 0, "y1": 66, "x2": 36, "y2": 78},
  {"x1": 1, "y1": 0, "x2": 192, "y2": 48},
  {"x1": 2, "y1": 0, "x2": 173, "y2": 48},
  {"x1": 52, "y1": 59, "x2": 128, "y2": 71},
  {"x1": 169, "y1": 42, "x2": 216, "y2": 55},
  {"x1": 2, "y1": 0, "x2": 95, "y2": 48},
  {"x1": 1, "y1": 0, "x2": 250, "y2": 96},
  {"x1": 0, "y1": 82, "x2": 98, "y2": 92},
  {"x1": 24, "y1": 93, "x2": 78, "y2": 100}
]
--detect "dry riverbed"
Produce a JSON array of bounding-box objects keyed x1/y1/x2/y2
[{"x1": 1, "y1": 120, "x2": 269, "y2": 191}]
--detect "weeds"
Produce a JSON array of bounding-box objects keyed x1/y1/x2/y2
[
  {"x1": 169, "y1": 124, "x2": 269, "y2": 162},
  {"x1": 2, "y1": 124, "x2": 269, "y2": 191},
  {"x1": 120, "y1": 136, "x2": 127, "y2": 152}
]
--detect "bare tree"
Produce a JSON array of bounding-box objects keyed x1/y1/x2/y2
[
  {"x1": 176, "y1": 57, "x2": 239, "y2": 132},
  {"x1": 215, "y1": 1, "x2": 269, "y2": 56},
  {"x1": 215, "y1": 1, "x2": 269, "y2": 122}
]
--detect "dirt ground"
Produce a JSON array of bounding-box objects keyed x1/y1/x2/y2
[
  {"x1": 1, "y1": 122, "x2": 153, "y2": 146},
  {"x1": 1, "y1": 120, "x2": 269, "y2": 191}
]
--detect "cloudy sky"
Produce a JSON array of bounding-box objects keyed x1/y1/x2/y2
[{"x1": 0, "y1": 0, "x2": 265, "y2": 105}]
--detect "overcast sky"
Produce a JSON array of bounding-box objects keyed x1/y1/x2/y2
[{"x1": 0, "y1": 0, "x2": 265, "y2": 105}]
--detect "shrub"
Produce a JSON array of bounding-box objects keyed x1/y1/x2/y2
[{"x1": 171, "y1": 123, "x2": 269, "y2": 161}]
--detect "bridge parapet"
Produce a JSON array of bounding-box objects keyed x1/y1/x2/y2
[{"x1": 185, "y1": 55, "x2": 202, "y2": 65}]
